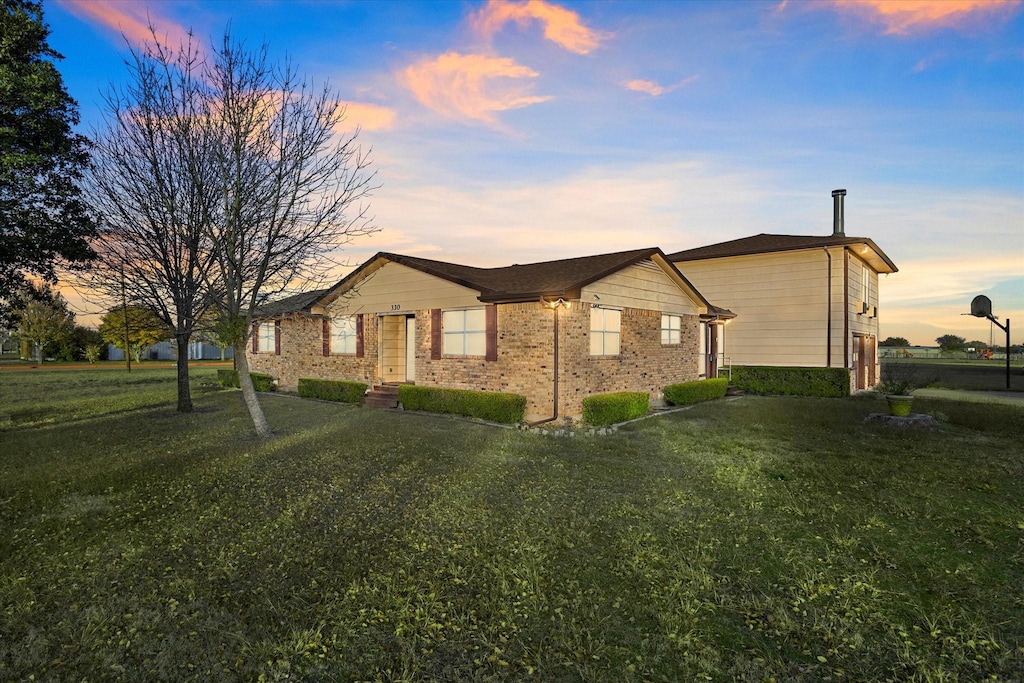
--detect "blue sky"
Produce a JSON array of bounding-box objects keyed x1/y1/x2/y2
[{"x1": 47, "y1": 0, "x2": 1023, "y2": 345}]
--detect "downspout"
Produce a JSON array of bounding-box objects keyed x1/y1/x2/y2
[
  {"x1": 843, "y1": 248, "x2": 850, "y2": 369},
  {"x1": 529, "y1": 301, "x2": 560, "y2": 426},
  {"x1": 824, "y1": 247, "x2": 832, "y2": 367}
]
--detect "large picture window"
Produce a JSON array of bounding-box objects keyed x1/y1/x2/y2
[
  {"x1": 257, "y1": 321, "x2": 276, "y2": 353},
  {"x1": 443, "y1": 308, "x2": 486, "y2": 356},
  {"x1": 330, "y1": 316, "x2": 358, "y2": 354},
  {"x1": 590, "y1": 308, "x2": 621, "y2": 356},
  {"x1": 661, "y1": 314, "x2": 681, "y2": 345}
]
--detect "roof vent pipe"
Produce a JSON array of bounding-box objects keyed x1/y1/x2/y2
[{"x1": 832, "y1": 188, "x2": 846, "y2": 236}]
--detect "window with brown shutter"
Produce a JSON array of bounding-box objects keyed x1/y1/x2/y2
[
  {"x1": 322, "y1": 319, "x2": 330, "y2": 356},
  {"x1": 274, "y1": 320, "x2": 281, "y2": 355},
  {"x1": 431, "y1": 309, "x2": 441, "y2": 360},
  {"x1": 485, "y1": 305, "x2": 497, "y2": 361},
  {"x1": 356, "y1": 314, "x2": 364, "y2": 358}
]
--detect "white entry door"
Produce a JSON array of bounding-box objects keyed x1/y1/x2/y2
[{"x1": 405, "y1": 316, "x2": 416, "y2": 383}]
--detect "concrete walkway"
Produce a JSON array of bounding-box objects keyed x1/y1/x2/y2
[{"x1": 915, "y1": 387, "x2": 1024, "y2": 407}]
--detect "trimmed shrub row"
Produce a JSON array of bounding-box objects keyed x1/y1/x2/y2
[
  {"x1": 582, "y1": 391, "x2": 649, "y2": 426},
  {"x1": 397, "y1": 385, "x2": 527, "y2": 425},
  {"x1": 298, "y1": 378, "x2": 368, "y2": 403},
  {"x1": 217, "y1": 368, "x2": 276, "y2": 392},
  {"x1": 731, "y1": 366, "x2": 850, "y2": 398},
  {"x1": 664, "y1": 378, "x2": 728, "y2": 406}
]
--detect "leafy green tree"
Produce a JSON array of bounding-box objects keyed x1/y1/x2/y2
[
  {"x1": 935, "y1": 334, "x2": 966, "y2": 352},
  {"x1": 880, "y1": 336, "x2": 910, "y2": 347},
  {"x1": 15, "y1": 289, "x2": 74, "y2": 362},
  {"x1": 0, "y1": 0, "x2": 97, "y2": 324},
  {"x1": 99, "y1": 305, "x2": 171, "y2": 363}
]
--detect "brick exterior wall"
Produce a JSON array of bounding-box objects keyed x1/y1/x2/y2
[
  {"x1": 248, "y1": 301, "x2": 702, "y2": 421},
  {"x1": 248, "y1": 315, "x2": 378, "y2": 390}
]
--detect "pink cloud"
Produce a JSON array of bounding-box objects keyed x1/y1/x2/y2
[
  {"x1": 625, "y1": 76, "x2": 699, "y2": 97},
  {"x1": 470, "y1": 0, "x2": 610, "y2": 54},
  {"x1": 402, "y1": 52, "x2": 552, "y2": 126},
  {"x1": 57, "y1": 0, "x2": 196, "y2": 53},
  {"x1": 339, "y1": 102, "x2": 398, "y2": 132},
  {"x1": 833, "y1": 0, "x2": 1021, "y2": 35}
]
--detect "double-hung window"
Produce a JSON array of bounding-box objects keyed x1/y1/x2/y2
[
  {"x1": 257, "y1": 321, "x2": 276, "y2": 353},
  {"x1": 443, "y1": 308, "x2": 486, "y2": 356},
  {"x1": 330, "y1": 316, "x2": 358, "y2": 354},
  {"x1": 590, "y1": 308, "x2": 621, "y2": 356},
  {"x1": 661, "y1": 314, "x2": 682, "y2": 345}
]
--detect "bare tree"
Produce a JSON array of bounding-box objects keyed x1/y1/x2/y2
[
  {"x1": 198, "y1": 34, "x2": 377, "y2": 437},
  {"x1": 80, "y1": 32, "x2": 220, "y2": 412}
]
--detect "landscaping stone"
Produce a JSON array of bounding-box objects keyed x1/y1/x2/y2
[{"x1": 864, "y1": 412, "x2": 939, "y2": 428}]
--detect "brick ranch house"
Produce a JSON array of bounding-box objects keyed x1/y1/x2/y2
[{"x1": 247, "y1": 247, "x2": 722, "y2": 421}]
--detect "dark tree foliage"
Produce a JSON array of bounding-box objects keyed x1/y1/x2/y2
[
  {"x1": 0, "y1": 0, "x2": 96, "y2": 323},
  {"x1": 879, "y1": 336, "x2": 910, "y2": 347},
  {"x1": 935, "y1": 334, "x2": 966, "y2": 352}
]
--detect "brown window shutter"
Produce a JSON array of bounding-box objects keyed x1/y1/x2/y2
[
  {"x1": 485, "y1": 305, "x2": 497, "y2": 361},
  {"x1": 274, "y1": 320, "x2": 281, "y2": 355},
  {"x1": 322, "y1": 319, "x2": 330, "y2": 356},
  {"x1": 431, "y1": 309, "x2": 442, "y2": 360},
  {"x1": 356, "y1": 314, "x2": 364, "y2": 358},
  {"x1": 252, "y1": 323, "x2": 259, "y2": 354}
]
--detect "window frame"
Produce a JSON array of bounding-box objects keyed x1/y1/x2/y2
[
  {"x1": 330, "y1": 316, "x2": 358, "y2": 355},
  {"x1": 661, "y1": 314, "x2": 682, "y2": 345},
  {"x1": 590, "y1": 307, "x2": 621, "y2": 356},
  {"x1": 442, "y1": 307, "x2": 487, "y2": 357},
  {"x1": 257, "y1": 321, "x2": 276, "y2": 354}
]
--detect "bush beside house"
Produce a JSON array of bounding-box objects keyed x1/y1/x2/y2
[
  {"x1": 732, "y1": 366, "x2": 849, "y2": 398},
  {"x1": 664, "y1": 378, "x2": 728, "y2": 406},
  {"x1": 398, "y1": 385, "x2": 527, "y2": 424},
  {"x1": 217, "y1": 369, "x2": 276, "y2": 392},
  {"x1": 582, "y1": 391, "x2": 649, "y2": 426},
  {"x1": 297, "y1": 378, "x2": 367, "y2": 403}
]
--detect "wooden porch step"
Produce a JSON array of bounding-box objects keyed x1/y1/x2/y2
[{"x1": 363, "y1": 384, "x2": 400, "y2": 409}]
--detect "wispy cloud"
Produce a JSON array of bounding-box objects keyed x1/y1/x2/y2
[
  {"x1": 339, "y1": 102, "x2": 397, "y2": 132},
  {"x1": 625, "y1": 75, "x2": 699, "y2": 97},
  {"x1": 57, "y1": 0, "x2": 196, "y2": 53},
  {"x1": 833, "y1": 0, "x2": 1021, "y2": 35},
  {"x1": 470, "y1": 0, "x2": 610, "y2": 54},
  {"x1": 402, "y1": 52, "x2": 552, "y2": 126}
]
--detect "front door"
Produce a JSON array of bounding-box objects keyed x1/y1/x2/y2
[
  {"x1": 853, "y1": 334, "x2": 876, "y2": 390},
  {"x1": 405, "y1": 316, "x2": 416, "y2": 383},
  {"x1": 380, "y1": 314, "x2": 415, "y2": 383}
]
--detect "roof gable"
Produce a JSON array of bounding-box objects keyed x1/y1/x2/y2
[
  {"x1": 316, "y1": 247, "x2": 710, "y2": 309},
  {"x1": 668, "y1": 233, "x2": 898, "y2": 274}
]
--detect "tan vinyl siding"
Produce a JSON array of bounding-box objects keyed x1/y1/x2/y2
[
  {"x1": 582, "y1": 261, "x2": 700, "y2": 315},
  {"x1": 329, "y1": 262, "x2": 481, "y2": 315},
  {"x1": 678, "y1": 250, "x2": 832, "y2": 367}
]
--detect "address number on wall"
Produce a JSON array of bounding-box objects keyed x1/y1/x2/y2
[{"x1": 391, "y1": 304, "x2": 402, "y2": 311}]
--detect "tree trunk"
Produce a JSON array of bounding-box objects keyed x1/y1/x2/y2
[
  {"x1": 175, "y1": 334, "x2": 193, "y2": 413},
  {"x1": 233, "y1": 341, "x2": 273, "y2": 438}
]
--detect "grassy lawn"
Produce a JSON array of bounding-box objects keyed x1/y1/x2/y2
[{"x1": 1, "y1": 369, "x2": 1022, "y2": 681}]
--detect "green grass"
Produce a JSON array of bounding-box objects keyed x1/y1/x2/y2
[{"x1": 1, "y1": 370, "x2": 1022, "y2": 681}]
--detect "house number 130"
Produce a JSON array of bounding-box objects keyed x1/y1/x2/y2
[{"x1": 391, "y1": 304, "x2": 401, "y2": 311}]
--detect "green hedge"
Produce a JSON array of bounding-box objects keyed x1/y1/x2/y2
[
  {"x1": 397, "y1": 385, "x2": 527, "y2": 424},
  {"x1": 217, "y1": 369, "x2": 276, "y2": 392},
  {"x1": 731, "y1": 366, "x2": 849, "y2": 398},
  {"x1": 297, "y1": 378, "x2": 367, "y2": 403},
  {"x1": 664, "y1": 378, "x2": 728, "y2": 406},
  {"x1": 582, "y1": 391, "x2": 649, "y2": 426}
]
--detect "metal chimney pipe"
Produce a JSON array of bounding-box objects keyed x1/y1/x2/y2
[{"x1": 832, "y1": 189, "x2": 846, "y2": 236}]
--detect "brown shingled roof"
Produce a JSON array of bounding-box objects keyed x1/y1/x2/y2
[
  {"x1": 668, "y1": 233, "x2": 897, "y2": 273},
  {"x1": 253, "y1": 288, "x2": 330, "y2": 318},
  {"x1": 319, "y1": 247, "x2": 711, "y2": 308}
]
